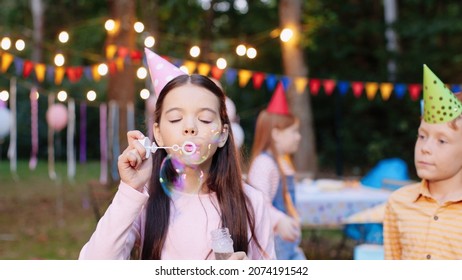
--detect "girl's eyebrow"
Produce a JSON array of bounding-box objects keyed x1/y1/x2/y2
[{"x1": 164, "y1": 107, "x2": 218, "y2": 115}]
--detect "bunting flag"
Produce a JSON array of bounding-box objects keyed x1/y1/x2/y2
[
  {"x1": 238, "y1": 69, "x2": 252, "y2": 88},
  {"x1": 2, "y1": 48, "x2": 462, "y2": 102}
]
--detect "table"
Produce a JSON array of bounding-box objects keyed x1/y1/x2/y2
[{"x1": 295, "y1": 179, "x2": 391, "y2": 227}]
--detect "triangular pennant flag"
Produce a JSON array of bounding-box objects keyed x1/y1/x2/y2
[
  {"x1": 225, "y1": 68, "x2": 237, "y2": 85},
  {"x1": 198, "y1": 63, "x2": 211, "y2": 76},
  {"x1": 66, "y1": 66, "x2": 84, "y2": 83},
  {"x1": 294, "y1": 77, "x2": 308, "y2": 95},
  {"x1": 394, "y1": 83, "x2": 407, "y2": 99},
  {"x1": 252, "y1": 72, "x2": 265, "y2": 90},
  {"x1": 108, "y1": 61, "x2": 117, "y2": 74},
  {"x1": 281, "y1": 76, "x2": 291, "y2": 91},
  {"x1": 106, "y1": 44, "x2": 117, "y2": 59},
  {"x1": 422, "y1": 64, "x2": 462, "y2": 123},
  {"x1": 365, "y1": 82, "x2": 379, "y2": 100},
  {"x1": 14, "y1": 57, "x2": 24, "y2": 76},
  {"x1": 23, "y1": 60, "x2": 34, "y2": 78},
  {"x1": 451, "y1": 84, "x2": 461, "y2": 93},
  {"x1": 83, "y1": 66, "x2": 93, "y2": 81},
  {"x1": 351, "y1": 81, "x2": 364, "y2": 98},
  {"x1": 267, "y1": 82, "x2": 289, "y2": 115},
  {"x1": 309, "y1": 78, "x2": 321, "y2": 96},
  {"x1": 34, "y1": 63, "x2": 46, "y2": 82},
  {"x1": 238, "y1": 69, "x2": 252, "y2": 88},
  {"x1": 337, "y1": 81, "x2": 350, "y2": 96},
  {"x1": 116, "y1": 57, "x2": 125, "y2": 71},
  {"x1": 322, "y1": 79, "x2": 336, "y2": 96},
  {"x1": 117, "y1": 46, "x2": 129, "y2": 58},
  {"x1": 55, "y1": 67, "x2": 65, "y2": 85},
  {"x1": 210, "y1": 66, "x2": 224, "y2": 80},
  {"x1": 380, "y1": 83, "x2": 393, "y2": 101},
  {"x1": 180, "y1": 60, "x2": 195, "y2": 74},
  {"x1": 265, "y1": 74, "x2": 277, "y2": 91},
  {"x1": 408, "y1": 83, "x2": 422, "y2": 101},
  {"x1": 1, "y1": 52, "x2": 14, "y2": 73},
  {"x1": 91, "y1": 65, "x2": 101, "y2": 81},
  {"x1": 130, "y1": 50, "x2": 143, "y2": 61},
  {"x1": 46, "y1": 66, "x2": 55, "y2": 83}
]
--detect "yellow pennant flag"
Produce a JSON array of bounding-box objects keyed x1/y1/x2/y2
[
  {"x1": 92, "y1": 65, "x2": 101, "y2": 81},
  {"x1": 294, "y1": 77, "x2": 309, "y2": 95},
  {"x1": 34, "y1": 63, "x2": 46, "y2": 82},
  {"x1": 380, "y1": 83, "x2": 393, "y2": 101},
  {"x1": 1, "y1": 52, "x2": 14, "y2": 73},
  {"x1": 183, "y1": 60, "x2": 196, "y2": 74},
  {"x1": 197, "y1": 63, "x2": 211, "y2": 76},
  {"x1": 116, "y1": 57, "x2": 124, "y2": 71},
  {"x1": 365, "y1": 82, "x2": 379, "y2": 100},
  {"x1": 238, "y1": 69, "x2": 252, "y2": 88},
  {"x1": 106, "y1": 44, "x2": 117, "y2": 60},
  {"x1": 55, "y1": 67, "x2": 65, "y2": 85}
]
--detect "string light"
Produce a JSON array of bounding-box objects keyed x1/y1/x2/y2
[
  {"x1": 246, "y1": 47, "x2": 257, "y2": 59},
  {"x1": 54, "y1": 53, "x2": 65, "y2": 66},
  {"x1": 0, "y1": 90, "x2": 9, "y2": 102},
  {"x1": 58, "y1": 31, "x2": 69, "y2": 43},
  {"x1": 15, "y1": 39, "x2": 25, "y2": 51},
  {"x1": 236, "y1": 44, "x2": 246, "y2": 56},
  {"x1": 136, "y1": 66, "x2": 147, "y2": 79},
  {"x1": 139, "y1": 89, "x2": 150, "y2": 100},
  {"x1": 216, "y1": 57, "x2": 227, "y2": 69},
  {"x1": 57, "y1": 90, "x2": 67, "y2": 102},
  {"x1": 97, "y1": 63, "x2": 108, "y2": 76},
  {"x1": 1, "y1": 37, "x2": 11, "y2": 50},
  {"x1": 134, "y1": 22, "x2": 144, "y2": 33},
  {"x1": 179, "y1": 65, "x2": 189, "y2": 74},
  {"x1": 280, "y1": 27, "x2": 294, "y2": 42},
  {"x1": 144, "y1": 36, "x2": 155, "y2": 48},
  {"x1": 189, "y1": 45, "x2": 201, "y2": 57},
  {"x1": 86, "y1": 90, "x2": 97, "y2": 101}
]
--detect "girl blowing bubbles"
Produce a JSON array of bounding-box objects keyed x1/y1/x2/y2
[
  {"x1": 79, "y1": 51, "x2": 274, "y2": 260},
  {"x1": 247, "y1": 82, "x2": 306, "y2": 260}
]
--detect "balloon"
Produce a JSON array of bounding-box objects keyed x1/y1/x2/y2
[
  {"x1": 46, "y1": 103, "x2": 68, "y2": 131},
  {"x1": 0, "y1": 107, "x2": 11, "y2": 139},
  {"x1": 231, "y1": 122, "x2": 244, "y2": 149},
  {"x1": 225, "y1": 97, "x2": 236, "y2": 122}
]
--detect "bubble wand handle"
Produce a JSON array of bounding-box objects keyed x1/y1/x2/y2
[{"x1": 137, "y1": 138, "x2": 196, "y2": 159}]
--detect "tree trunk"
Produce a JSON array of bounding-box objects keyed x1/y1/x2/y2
[
  {"x1": 107, "y1": 0, "x2": 136, "y2": 150},
  {"x1": 30, "y1": 0, "x2": 44, "y2": 62},
  {"x1": 279, "y1": 0, "x2": 317, "y2": 175}
]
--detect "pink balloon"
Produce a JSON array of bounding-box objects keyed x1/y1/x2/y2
[{"x1": 46, "y1": 103, "x2": 68, "y2": 131}]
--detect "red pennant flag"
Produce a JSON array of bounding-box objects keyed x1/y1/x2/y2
[
  {"x1": 66, "y1": 66, "x2": 83, "y2": 83},
  {"x1": 210, "y1": 66, "x2": 224, "y2": 80},
  {"x1": 117, "y1": 47, "x2": 129, "y2": 58},
  {"x1": 322, "y1": 79, "x2": 336, "y2": 96},
  {"x1": 108, "y1": 61, "x2": 117, "y2": 75},
  {"x1": 252, "y1": 72, "x2": 265, "y2": 90},
  {"x1": 130, "y1": 50, "x2": 142, "y2": 61},
  {"x1": 309, "y1": 78, "x2": 321, "y2": 96},
  {"x1": 352, "y1": 81, "x2": 364, "y2": 98},
  {"x1": 408, "y1": 83, "x2": 422, "y2": 101},
  {"x1": 23, "y1": 60, "x2": 34, "y2": 78}
]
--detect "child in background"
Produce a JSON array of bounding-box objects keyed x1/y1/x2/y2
[
  {"x1": 247, "y1": 82, "x2": 306, "y2": 260},
  {"x1": 79, "y1": 49, "x2": 275, "y2": 260},
  {"x1": 384, "y1": 65, "x2": 462, "y2": 260}
]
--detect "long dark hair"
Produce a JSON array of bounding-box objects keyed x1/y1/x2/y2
[{"x1": 141, "y1": 74, "x2": 263, "y2": 259}]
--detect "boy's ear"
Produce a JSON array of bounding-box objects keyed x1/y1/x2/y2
[
  {"x1": 218, "y1": 124, "x2": 229, "y2": 148},
  {"x1": 153, "y1": 123, "x2": 164, "y2": 146}
]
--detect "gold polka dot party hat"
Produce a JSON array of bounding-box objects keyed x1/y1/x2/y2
[{"x1": 423, "y1": 64, "x2": 462, "y2": 123}]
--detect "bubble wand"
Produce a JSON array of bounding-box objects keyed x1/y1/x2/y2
[{"x1": 137, "y1": 138, "x2": 196, "y2": 159}]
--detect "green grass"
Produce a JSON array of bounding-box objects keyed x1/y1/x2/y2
[{"x1": 0, "y1": 160, "x2": 101, "y2": 259}]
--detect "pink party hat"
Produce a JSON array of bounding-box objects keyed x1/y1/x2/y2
[
  {"x1": 267, "y1": 82, "x2": 290, "y2": 115},
  {"x1": 144, "y1": 48, "x2": 184, "y2": 97}
]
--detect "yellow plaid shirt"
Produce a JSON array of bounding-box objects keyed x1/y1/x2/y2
[{"x1": 384, "y1": 180, "x2": 462, "y2": 260}]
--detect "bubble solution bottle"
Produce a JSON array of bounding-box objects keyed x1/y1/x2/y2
[{"x1": 211, "y1": 227, "x2": 234, "y2": 260}]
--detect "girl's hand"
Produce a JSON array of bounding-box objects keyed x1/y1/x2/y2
[
  {"x1": 275, "y1": 215, "x2": 301, "y2": 242},
  {"x1": 118, "y1": 130, "x2": 153, "y2": 191},
  {"x1": 227, "y1": 251, "x2": 248, "y2": 260}
]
